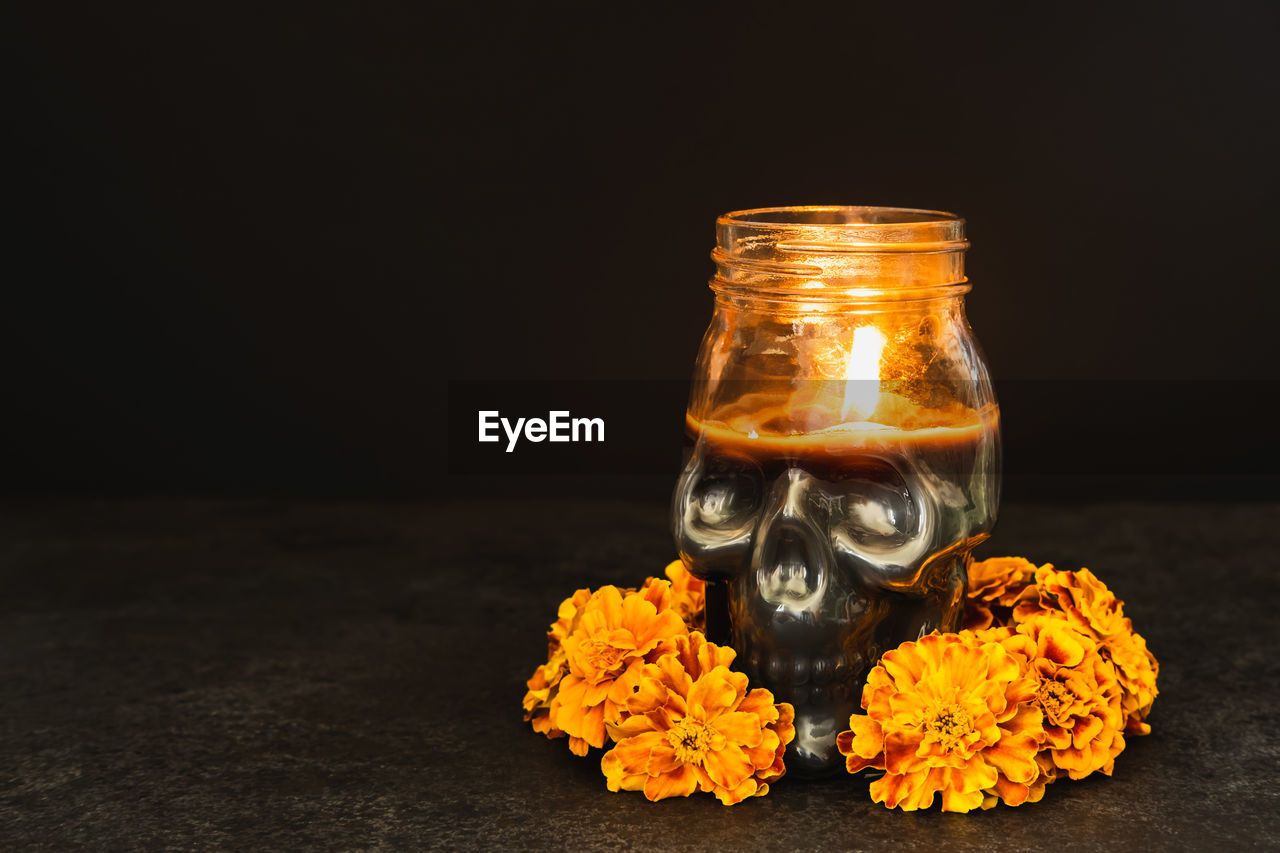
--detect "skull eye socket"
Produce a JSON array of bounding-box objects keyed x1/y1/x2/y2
[
  {"x1": 687, "y1": 454, "x2": 762, "y2": 540},
  {"x1": 825, "y1": 461, "x2": 919, "y2": 553}
]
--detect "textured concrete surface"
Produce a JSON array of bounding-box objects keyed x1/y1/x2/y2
[{"x1": 2, "y1": 499, "x2": 1277, "y2": 850}]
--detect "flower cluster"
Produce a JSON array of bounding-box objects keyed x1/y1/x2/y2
[
  {"x1": 966, "y1": 557, "x2": 1159, "y2": 736},
  {"x1": 1011, "y1": 564, "x2": 1159, "y2": 736},
  {"x1": 527, "y1": 555, "x2": 1157, "y2": 812},
  {"x1": 837, "y1": 557, "x2": 1158, "y2": 812},
  {"x1": 521, "y1": 561, "x2": 706, "y2": 754},
  {"x1": 522, "y1": 560, "x2": 793, "y2": 804}
]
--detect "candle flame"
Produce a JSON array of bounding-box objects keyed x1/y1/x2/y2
[{"x1": 842, "y1": 325, "x2": 886, "y2": 421}]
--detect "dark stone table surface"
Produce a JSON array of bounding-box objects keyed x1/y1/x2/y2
[{"x1": 2, "y1": 498, "x2": 1278, "y2": 850}]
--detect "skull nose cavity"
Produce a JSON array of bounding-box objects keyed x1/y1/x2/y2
[{"x1": 756, "y1": 521, "x2": 829, "y2": 606}]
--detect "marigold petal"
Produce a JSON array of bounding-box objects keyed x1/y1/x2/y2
[
  {"x1": 737, "y1": 688, "x2": 781, "y2": 726},
  {"x1": 557, "y1": 588, "x2": 591, "y2": 622},
  {"x1": 881, "y1": 651, "x2": 923, "y2": 689},
  {"x1": 600, "y1": 584, "x2": 626, "y2": 615},
  {"x1": 655, "y1": 652, "x2": 693, "y2": 699},
  {"x1": 638, "y1": 577, "x2": 672, "y2": 611},
  {"x1": 638, "y1": 610, "x2": 688, "y2": 656},
  {"x1": 601, "y1": 747, "x2": 645, "y2": 792},
  {"x1": 1125, "y1": 717, "x2": 1152, "y2": 736},
  {"x1": 607, "y1": 661, "x2": 667, "y2": 716},
  {"x1": 693, "y1": 633, "x2": 737, "y2": 675},
  {"x1": 869, "y1": 768, "x2": 907, "y2": 808},
  {"x1": 522, "y1": 687, "x2": 548, "y2": 715},
  {"x1": 643, "y1": 704, "x2": 677, "y2": 733},
  {"x1": 607, "y1": 712, "x2": 657, "y2": 742},
  {"x1": 887, "y1": 690, "x2": 929, "y2": 724},
  {"x1": 864, "y1": 688, "x2": 892, "y2": 720},
  {"x1": 884, "y1": 729, "x2": 926, "y2": 775},
  {"x1": 627, "y1": 678, "x2": 669, "y2": 717},
  {"x1": 939, "y1": 778, "x2": 986, "y2": 813},
  {"x1": 982, "y1": 734, "x2": 1040, "y2": 785},
  {"x1": 688, "y1": 667, "x2": 748, "y2": 720},
  {"x1": 582, "y1": 679, "x2": 612, "y2": 707},
  {"x1": 998, "y1": 631, "x2": 1036, "y2": 662},
  {"x1": 745, "y1": 727, "x2": 781, "y2": 771},
  {"x1": 984, "y1": 644, "x2": 1021, "y2": 691},
  {"x1": 663, "y1": 559, "x2": 689, "y2": 583},
  {"x1": 530, "y1": 712, "x2": 562, "y2": 737},
  {"x1": 702, "y1": 742, "x2": 755, "y2": 791},
  {"x1": 580, "y1": 702, "x2": 607, "y2": 749},
  {"x1": 773, "y1": 702, "x2": 796, "y2": 748},
  {"x1": 712, "y1": 711, "x2": 765, "y2": 749},
  {"x1": 1043, "y1": 725, "x2": 1072, "y2": 750},
  {"x1": 711, "y1": 776, "x2": 759, "y2": 805},
  {"x1": 882, "y1": 766, "x2": 945, "y2": 811},
  {"x1": 663, "y1": 560, "x2": 706, "y2": 629},
  {"x1": 1071, "y1": 714, "x2": 1105, "y2": 750},
  {"x1": 600, "y1": 626, "x2": 632, "y2": 647},
  {"x1": 752, "y1": 753, "x2": 783, "y2": 778},
  {"x1": 936, "y1": 640, "x2": 992, "y2": 693},
  {"x1": 608, "y1": 730, "x2": 663, "y2": 771},
  {"x1": 846, "y1": 750, "x2": 885, "y2": 774},
  {"x1": 1039, "y1": 625, "x2": 1086, "y2": 667},
  {"x1": 620, "y1": 592, "x2": 684, "y2": 654},
  {"x1": 643, "y1": 764, "x2": 700, "y2": 801},
  {"x1": 963, "y1": 604, "x2": 996, "y2": 631},
  {"x1": 835, "y1": 729, "x2": 855, "y2": 756},
  {"x1": 1001, "y1": 701, "x2": 1045, "y2": 739},
  {"x1": 984, "y1": 772, "x2": 1032, "y2": 808},
  {"x1": 757, "y1": 745, "x2": 790, "y2": 784},
  {"x1": 646, "y1": 741, "x2": 683, "y2": 776},
  {"x1": 552, "y1": 676, "x2": 588, "y2": 733},
  {"x1": 1054, "y1": 744, "x2": 1102, "y2": 779},
  {"x1": 837, "y1": 718, "x2": 881, "y2": 773},
  {"x1": 968, "y1": 557, "x2": 1037, "y2": 602}
]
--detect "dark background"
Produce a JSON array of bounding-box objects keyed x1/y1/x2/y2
[
  {"x1": 6, "y1": 3, "x2": 1279, "y2": 499},
  {"x1": 4, "y1": 8, "x2": 1279, "y2": 848}
]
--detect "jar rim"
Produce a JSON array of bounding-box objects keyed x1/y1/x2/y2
[
  {"x1": 717, "y1": 205, "x2": 967, "y2": 254},
  {"x1": 712, "y1": 205, "x2": 969, "y2": 297},
  {"x1": 719, "y1": 205, "x2": 962, "y2": 228}
]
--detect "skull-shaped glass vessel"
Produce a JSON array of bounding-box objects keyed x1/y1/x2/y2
[{"x1": 672, "y1": 206, "x2": 1000, "y2": 777}]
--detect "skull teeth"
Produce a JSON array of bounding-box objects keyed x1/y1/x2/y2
[{"x1": 742, "y1": 646, "x2": 858, "y2": 708}]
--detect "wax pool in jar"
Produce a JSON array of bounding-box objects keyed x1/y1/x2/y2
[{"x1": 673, "y1": 384, "x2": 999, "y2": 776}]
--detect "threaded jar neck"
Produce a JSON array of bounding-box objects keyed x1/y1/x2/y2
[{"x1": 712, "y1": 206, "x2": 969, "y2": 302}]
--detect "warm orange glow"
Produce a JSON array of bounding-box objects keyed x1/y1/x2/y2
[
  {"x1": 841, "y1": 325, "x2": 886, "y2": 421},
  {"x1": 689, "y1": 304, "x2": 998, "y2": 443},
  {"x1": 687, "y1": 387, "x2": 993, "y2": 451},
  {"x1": 686, "y1": 409, "x2": 991, "y2": 454}
]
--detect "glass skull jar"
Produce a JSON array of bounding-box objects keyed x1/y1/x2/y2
[{"x1": 672, "y1": 206, "x2": 1000, "y2": 777}]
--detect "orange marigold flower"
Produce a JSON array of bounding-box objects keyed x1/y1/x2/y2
[
  {"x1": 836, "y1": 632, "x2": 1045, "y2": 813},
  {"x1": 1014, "y1": 566, "x2": 1158, "y2": 735},
  {"x1": 601, "y1": 632, "x2": 795, "y2": 804},
  {"x1": 549, "y1": 585, "x2": 688, "y2": 755},
  {"x1": 996, "y1": 615, "x2": 1126, "y2": 782},
  {"x1": 641, "y1": 560, "x2": 706, "y2": 631},
  {"x1": 522, "y1": 588, "x2": 592, "y2": 741},
  {"x1": 963, "y1": 556, "x2": 1041, "y2": 631}
]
